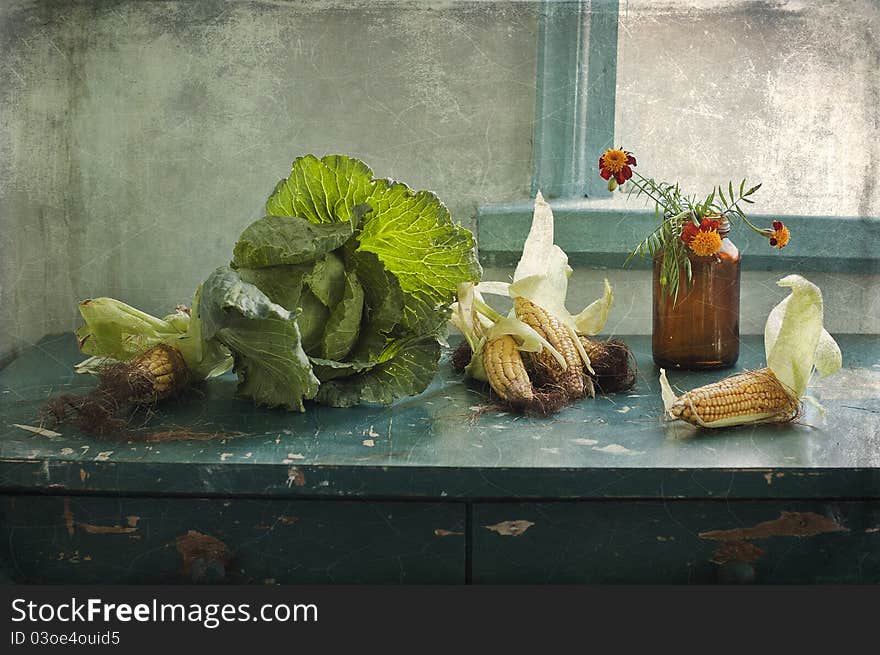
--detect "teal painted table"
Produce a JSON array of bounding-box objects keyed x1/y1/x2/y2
[{"x1": 1, "y1": 334, "x2": 878, "y2": 584}]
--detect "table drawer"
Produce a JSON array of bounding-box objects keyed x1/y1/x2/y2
[
  {"x1": 0, "y1": 496, "x2": 465, "y2": 584},
  {"x1": 472, "y1": 501, "x2": 880, "y2": 584}
]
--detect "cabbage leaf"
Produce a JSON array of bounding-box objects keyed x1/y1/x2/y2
[
  {"x1": 73, "y1": 154, "x2": 479, "y2": 411},
  {"x1": 220, "y1": 154, "x2": 480, "y2": 409}
]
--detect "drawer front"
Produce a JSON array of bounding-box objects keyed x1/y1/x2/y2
[
  {"x1": 473, "y1": 501, "x2": 880, "y2": 584},
  {"x1": 0, "y1": 496, "x2": 465, "y2": 584}
]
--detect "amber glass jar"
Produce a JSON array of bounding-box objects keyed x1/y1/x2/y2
[{"x1": 652, "y1": 222, "x2": 741, "y2": 370}]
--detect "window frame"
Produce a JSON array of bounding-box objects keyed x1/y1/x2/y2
[
  {"x1": 478, "y1": 0, "x2": 879, "y2": 275},
  {"x1": 532, "y1": 0, "x2": 619, "y2": 200}
]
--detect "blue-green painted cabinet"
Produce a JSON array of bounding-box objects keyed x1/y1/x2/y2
[{"x1": 1, "y1": 334, "x2": 878, "y2": 584}]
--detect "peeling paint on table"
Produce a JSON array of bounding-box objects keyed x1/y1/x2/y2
[
  {"x1": 0, "y1": 334, "x2": 878, "y2": 500},
  {"x1": 0, "y1": 334, "x2": 877, "y2": 583}
]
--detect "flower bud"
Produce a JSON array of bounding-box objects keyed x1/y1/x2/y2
[{"x1": 607, "y1": 178, "x2": 618, "y2": 192}]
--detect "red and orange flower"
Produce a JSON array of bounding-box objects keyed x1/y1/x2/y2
[
  {"x1": 593, "y1": 146, "x2": 790, "y2": 284},
  {"x1": 599, "y1": 148, "x2": 637, "y2": 189},
  {"x1": 681, "y1": 218, "x2": 722, "y2": 257},
  {"x1": 760, "y1": 220, "x2": 790, "y2": 249}
]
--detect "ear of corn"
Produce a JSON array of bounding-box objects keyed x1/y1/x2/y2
[
  {"x1": 449, "y1": 194, "x2": 632, "y2": 416},
  {"x1": 482, "y1": 335, "x2": 534, "y2": 404},
  {"x1": 578, "y1": 336, "x2": 605, "y2": 362},
  {"x1": 659, "y1": 274, "x2": 842, "y2": 429},
  {"x1": 660, "y1": 367, "x2": 799, "y2": 428},
  {"x1": 514, "y1": 297, "x2": 585, "y2": 399},
  {"x1": 130, "y1": 343, "x2": 189, "y2": 401}
]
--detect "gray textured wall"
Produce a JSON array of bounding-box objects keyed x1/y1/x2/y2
[
  {"x1": 559, "y1": 0, "x2": 880, "y2": 337},
  {"x1": 1, "y1": 0, "x2": 878, "y2": 357},
  {"x1": 0, "y1": 0, "x2": 538, "y2": 355},
  {"x1": 614, "y1": 0, "x2": 880, "y2": 217}
]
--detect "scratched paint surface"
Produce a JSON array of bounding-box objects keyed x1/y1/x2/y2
[
  {"x1": 0, "y1": 495, "x2": 465, "y2": 584},
  {"x1": 472, "y1": 501, "x2": 880, "y2": 583},
  {"x1": 0, "y1": 334, "x2": 877, "y2": 499}
]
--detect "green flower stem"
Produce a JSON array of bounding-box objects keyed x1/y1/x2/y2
[
  {"x1": 628, "y1": 171, "x2": 670, "y2": 211},
  {"x1": 737, "y1": 211, "x2": 768, "y2": 236}
]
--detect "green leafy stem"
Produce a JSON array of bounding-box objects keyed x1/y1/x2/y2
[{"x1": 623, "y1": 171, "x2": 763, "y2": 302}]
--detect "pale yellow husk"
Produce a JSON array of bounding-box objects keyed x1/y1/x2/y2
[{"x1": 659, "y1": 274, "x2": 842, "y2": 428}]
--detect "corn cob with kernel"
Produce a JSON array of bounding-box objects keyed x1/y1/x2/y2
[
  {"x1": 482, "y1": 335, "x2": 535, "y2": 405},
  {"x1": 42, "y1": 343, "x2": 192, "y2": 435},
  {"x1": 128, "y1": 343, "x2": 190, "y2": 402},
  {"x1": 661, "y1": 367, "x2": 799, "y2": 428},
  {"x1": 514, "y1": 297, "x2": 588, "y2": 399}
]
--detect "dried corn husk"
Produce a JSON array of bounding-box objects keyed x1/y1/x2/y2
[
  {"x1": 449, "y1": 193, "x2": 633, "y2": 414},
  {"x1": 660, "y1": 275, "x2": 842, "y2": 428}
]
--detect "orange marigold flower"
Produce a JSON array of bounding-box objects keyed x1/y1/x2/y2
[
  {"x1": 599, "y1": 148, "x2": 637, "y2": 185},
  {"x1": 763, "y1": 220, "x2": 790, "y2": 248},
  {"x1": 681, "y1": 218, "x2": 722, "y2": 257}
]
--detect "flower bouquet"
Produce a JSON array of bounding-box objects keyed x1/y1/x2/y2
[{"x1": 597, "y1": 147, "x2": 791, "y2": 369}]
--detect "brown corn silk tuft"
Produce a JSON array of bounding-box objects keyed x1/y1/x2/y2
[
  {"x1": 513, "y1": 388, "x2": 570, "y2": 417},
  {"x1": 451, "y1": 341, "x2": 474, "y2": 373},
  {"x1": 42, "y1": 344, "x2": 190, "y2": 436},
  {"x1": 579, "y1": 336, "x2": 638, "y2": 394}
]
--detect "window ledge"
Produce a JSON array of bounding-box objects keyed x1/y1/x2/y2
[{"x1": 476, "y1": 200, "x2": 880, "y2": 273}]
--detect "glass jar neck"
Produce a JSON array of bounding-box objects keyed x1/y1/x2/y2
[{"x1": 717, "y1": 218, "x2": 731, "y2": 238}]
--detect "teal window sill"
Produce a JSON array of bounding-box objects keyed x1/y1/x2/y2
[
  {"x1": 521, "y1": 2, "x2": 878, "y2": 276},
  {"x1": 476, "y1": 200, "x2": 880, "y2": 273}
]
